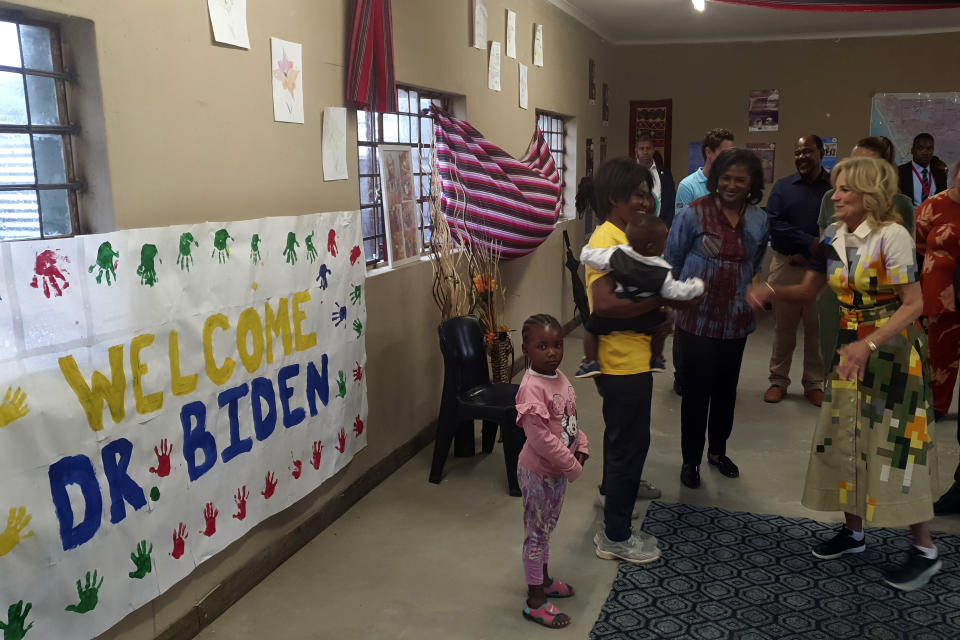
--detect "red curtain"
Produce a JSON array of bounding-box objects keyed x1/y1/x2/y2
[
  {"x1": 345, "y1": 0, "x2": 397, "y2": 113},
  {"x1": 713, "y1": 1, "x2": 960, "y2": 10}
]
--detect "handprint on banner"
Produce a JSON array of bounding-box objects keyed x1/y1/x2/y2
[
  {"x1": 353, "y1": 319, "x2": 363, "y2": 339},
  {"x1": 148, "y1": 439, "x2": 172, "y2": 477},
  {"x1": 335, "y1": 428, "x2": 346, "y2": 454},
  {"x1": 331, "y1": 302, "x2": 347, "y2": 327},
  {"x1": 212, "y1": 228, "x2": 233, "y2": 263},
  {"x1": 349, "y1": 244, "x2": 362, "y2": 265},
  {"x1": 352, "y1": 362, "x2": 363, "y2": 382},
  {"x1": 64, "y1": 570, "x2": 103, "y2": 614},
  {"x1": 305, "y1": 231, "x2": 318, "y2": 263},
  {"x1": 336, "y1": 371, "x2": 347, "y2": 399},
  {"x1": 353, "y1": 415, "x2": 364, "y2": 437},
  {"x1": 128, "y1": 540, "x2": 153, "y2": 579},
  {"x1": 88, "y1": 241, "x2": 119, "y2": 286},
  {"x1": 0, "y1": 387, "x2": 29, "y2": 428},
  {"x1": 283, "y1": 232, "x2": 299, "y2": 265},
  {"x1": 136, "y1": 244, "x2": 161, "y2": 287},
  {"x1": 170, "y1": 523, "x2": 188, "y2": 559},
  {"x1": 289, "y1": 454, "x2": 302, "y2": 479},
  {"x1": 310, "y1": 440, "x2": 324, "y2": 470},
  {"x1": 261, "y1": 472, "x2": 278, "y2": 499},
  {"x1": 30, "y1": 249, "x2": 70, "y2": 298},
  {"x1": 0, "y1": 600, "x2": 33, "y2": 640},
  {"x1": 316, "y1": 263, "x2": 331, "y2": 290},
  {"x1": 232, "y1": 486, "x2": 249, "y2": 521},
  {"x1": 200, "y1": 502, "x2": 218, "y2": 537},
  {"x1": 177, "y1": 232, "x2": 199, "y2": 271},
  {"x1": 349, "y1": 284, "x2": 362, "y2": 304},
  {"x1": 0, "y1": 507, "x2": 33, "y2": 557},
  {"x1": 250, "y1": 234, "x2": 262, "y2": 263},
  {"x1": 327, "y1": 229, "x2": 338, "y2": 256}
]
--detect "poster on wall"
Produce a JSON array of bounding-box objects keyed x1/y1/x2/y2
[
  {"x1": 870, "y1": 92, "x2": 960, "y2": 170},
  {"x1": 748, "y1": 89, "x2": 779, "y2": 132},
  {"x1": 473, "y1": 0, "x2": 488, "y2": 49},
  {"x1": 585, "y1": 138, "x2": 594, "y2": 177},
  {"x1": 533, "y1": 24, "x2": 544, "y2": 67},
  {"x1": 378, "y1": 145, "x2": 421, "y2": 267},
  {"x1": 688, "y1": 142, "x2": 704, "y2": 176},
  {"x1": 271, "y1": 38, "x2": 304, "y2": 124},
  {"x1": 602, "y1": 83, "x2": 610, "y2": 126},
  {"x1": 629, "y1": 99, "x2": 672, "y2": 167},
  {"x1": 0, "y1": 211, "x2": 368, "y2": 639},
  {"x1": 207, "y1": 0, "x2": 249, "y2": 48},
  {"x1": 519, "y1": 63, "x2": 528, "y2": 110},
  {"x1": 506, "y1": 10, "x2": 517, "y2": 59},
  {"x1": 322, "y1": 107, "x2": 349, "y2": 181},
  {"x1": 599, "y1": 136, "x2": 607, "y2": 163},
  {"x1": 822, "y1": 137, "x2": 838, "y2": 172},
  {"x1": 488, "y1": 41, "x2": 502, "y2": 92},
  {"x1": 747, "y1": 142, "x2": 776, "y2": 184},
  {"x1": 588, "y1": 59, "x2": 597, "y2": 104}
]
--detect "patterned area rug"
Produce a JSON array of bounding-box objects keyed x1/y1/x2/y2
[{"x1": 590, "y1": 502, "x2": 960, "y2": 639}]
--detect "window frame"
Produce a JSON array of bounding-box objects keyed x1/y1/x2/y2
[
  {"x1": 0, "y1": 13, "x2": 83, "y2": 241},
  {"x1": 536, "y1": 109, "x2": 567, "y2": 208}
]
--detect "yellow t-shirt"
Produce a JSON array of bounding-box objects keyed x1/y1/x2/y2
[{"x1": 585, "y1": 221, "x2": 653, "y2": 375}]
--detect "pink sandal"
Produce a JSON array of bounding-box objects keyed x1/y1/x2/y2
[
  {"x1": 522, "y1": 601, "x2": 570, "y2": 628},
  {"x1": 544, "y1": 579, "x2": 575, "y2": 598}
]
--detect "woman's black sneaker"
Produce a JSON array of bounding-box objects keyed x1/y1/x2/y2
[
  {"x1": 811, "y1": 527, "x2": 866, "y2": 559},
  {"x1": 883, "y1": 547, "x2": 942, "y2": 591}
]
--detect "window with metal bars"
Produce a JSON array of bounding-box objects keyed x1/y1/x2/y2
[
  {"x1": 356, "y1": 85, "x2": 451, "y2": 267},
  {"x1": 0, "y1": 16, "x2": 82, "y2": 241},
  {"x1": 536, "y1": 110, "x2": 566, "y2": 205}
]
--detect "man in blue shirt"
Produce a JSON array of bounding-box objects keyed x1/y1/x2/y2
[
  {"x1": 763, "y1": 135, "x2": 831, "y2": 407},
  {"x1": 675, "y1": 128, "x2": 735, "y2": 211}
]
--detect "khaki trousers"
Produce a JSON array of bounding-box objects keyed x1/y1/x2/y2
[{"x1": 767, "y1": 250, "x2": 824, "y2": 391}]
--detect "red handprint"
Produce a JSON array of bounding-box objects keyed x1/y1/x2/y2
[
  {"x1": 349, "y1": 244, "x2": 362, "y2": 265},
  {"x1": 149, "y1": 438, "x2": 172, "y2": 477},
  {"x1": 30, "y1": 249, "x2": 70, "y2": 298},
  {"x1": 261, "y1": 471, "x2": 278, "y2": 499},
  {"x1": 353, "y1": 415, "x2": 364, "y2": 437},
  {"x1": 171, "y1": 523, "x2": 188, "y2": 558},
  {"x1": 310, "y1": 440, "x2": 324, "y2": 470},
  {"x1": 353, "y1": 362, "x2": 363, "y2": 381},
  {"x1": 335, "y1": 428, "x2": 346, "y2": 453},
  {"x1": 327, "y1": 229, "x2": 338, "y2": 257},
  {"x1": 289, "y1": 454, "x2": 302, "y2": 479},
  {"x1": 200, "y1": 502, "x2": 218, "y2": 536},
  {"x1": 232, "y1": 486, "x2": 249, "y2": 520}
]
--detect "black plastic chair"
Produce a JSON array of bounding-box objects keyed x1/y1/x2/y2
[{"x1": 428, "y1": 315, "x2": 525, "y2": 496}]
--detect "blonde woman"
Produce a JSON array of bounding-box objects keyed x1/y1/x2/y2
[{"x1": 748, "y1": 157, "x2": 940, "y2": 591}]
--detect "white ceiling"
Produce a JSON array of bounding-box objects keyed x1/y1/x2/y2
[{"x1": 546, "y1": 0, "x2": 960, "y2": 45}]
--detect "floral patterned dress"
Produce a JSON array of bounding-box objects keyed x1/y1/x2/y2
[{"x1": 802, "y1": 221, "x2": 937, "y2": 527}]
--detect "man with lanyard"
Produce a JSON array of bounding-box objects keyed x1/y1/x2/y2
[
  {"x1": 898, "y1": 133, "x2": 947, "y2": 208},
  {"x1": 763, "y1": 135, "x2": 831, "y2": 407}
]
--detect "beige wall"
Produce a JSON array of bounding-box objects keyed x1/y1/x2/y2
[
  {"x1": 0, "y1": 0, "x2": 614, "y2": 637},
  {"x1": 615, "y1": 33, "x2": 960, "y2": 191}
]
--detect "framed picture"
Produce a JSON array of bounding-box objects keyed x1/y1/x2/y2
[{"x1": 378, "y1": 145, "x2": 421, "y2": 267}]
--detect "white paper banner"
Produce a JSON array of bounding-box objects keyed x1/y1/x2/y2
[{"x1": 0, "y1": 211, "x2": 367, "y2": 639}]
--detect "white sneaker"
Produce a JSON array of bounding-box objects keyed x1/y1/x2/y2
[
  {"x1": 594, "y1": 529, "x2": 661, "y2": 564},
  {"x1": 637, "y1": 479, "x2": 662, "y2": 499}
]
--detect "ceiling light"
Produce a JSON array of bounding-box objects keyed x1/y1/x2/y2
[{"x1": 692, "y1": 0, "x2": 705, "y2": 11}]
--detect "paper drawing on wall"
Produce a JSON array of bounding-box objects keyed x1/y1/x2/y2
[
  {"x1": 488, "y1": 41, "x2": 502, "y2": 92},
  {"x1": 519, "y1": 63, "x2": 528, "y2": 110},
  {"x1": 506, "y1": 10, "x2": 517, "y2": 58},
  {"x1": 746, "y1": 142, "x2": 776, "y2": 184},
  {"x1": 271, "y1": 38, "x2": 304, "y2": 124},
  {"x1": 473, "y1": 0, "x2": 487, "y2": 49},
  {"x1": 322, "y1": 107, "x2": 349, "y2": 181},
  {"x1": 207, "y1": 0, "x2": 249, "y2": 49},
  {"x1": 533, "y1": 24, "x2": 544, "y2": 67},
  {"x1": 748, "y1": 89, "x2": 779, "y2": 132}
]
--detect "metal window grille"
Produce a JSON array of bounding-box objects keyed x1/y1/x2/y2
[
  {"x1": 0, "y1": 16, "x2": 82, "y2": 241},
  {"x1": 536, "y1": 110, "x2": 566, "y2": 205},
  {"x1": 356, "y1": 86, "x2": 451, "y2": 267}
]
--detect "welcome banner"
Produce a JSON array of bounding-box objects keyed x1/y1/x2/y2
[{"x1": 0, "y1": 211, "x2": 368, "y2": 639}]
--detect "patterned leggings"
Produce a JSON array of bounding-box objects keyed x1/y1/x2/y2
[{"x1": 519, "y1": 464, "x2": 567, "y2": 586}]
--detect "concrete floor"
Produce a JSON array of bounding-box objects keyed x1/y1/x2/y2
[{"x1": 196, "y1": 317, "x2": 960, "y2": 639}]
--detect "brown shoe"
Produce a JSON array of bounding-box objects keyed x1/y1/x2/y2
[
  {"x1": 763, "y1": 385, "x2": 786, "y2": 403},
  {"x1": 805, "y1": 389, "x2": 824, "y2": 407}
]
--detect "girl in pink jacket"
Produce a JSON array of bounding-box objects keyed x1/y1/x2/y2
[{"x1": 516, "y1": 314, "x2": 589, "y2": 629}]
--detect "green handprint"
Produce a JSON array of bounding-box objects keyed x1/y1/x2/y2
[
  {"x1": 305, "y1": 232, "x2": 318, "y2": 263},
  {"x1": 353, "y1": 319, "x2": 363, "y2": 339},
  {"x1": 136, "y1": 244, "x2": 161, "y2": 287},
  {"x1": 65, "y1": 570, "x2": 103, "y2": 614},
  {"x1": 88, "y1": 241, "x2": 118, "y2": 285},
  {"x1": 283, "y1": 232, "x2": 299, "y2": 265},
  {"x1": 177, "y1": 232, "x2": 198, "y2": 271},
  {"x1": 0, "y1": 600, "x2": 33, "y2": 640},
  {"x1": 212, "y1": 228, "x2": 233, "y2": 263},
  {"x1": 349, "y1": 284, "x2": 362, "y2": 305},
  {"x1": 128, "y1": 540, "x2": 153, "y2": 579},
  {"x1": 250, "y1": 234, "x2": 262, "y2": 263},
  {"x1": 336, "y1": 371, "x2": 346, "y2": 399}
]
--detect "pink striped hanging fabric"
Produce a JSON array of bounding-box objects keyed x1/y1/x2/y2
[{"x1": 430, "y1": 107, "x2": 562, "y2": 260}]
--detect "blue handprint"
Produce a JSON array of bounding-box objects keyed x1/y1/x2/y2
[
  {"x1": 316, "y1": 263, "x2": 331, "y2": 290},
  {"x1": 331, "y1": 302, "x2": 347, "y2": 327}
]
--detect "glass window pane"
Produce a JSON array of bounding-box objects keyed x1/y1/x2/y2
[
  {"x1": 26, "y1": 75, "x2": 60, "y2": 124},
  {"x1": 33, "y1": 134, "x2": 66, "y2": 183},
  {"x1": 0, "y1": 71, "x2": 28, "y2": 124},
  {"x1": 19, "y1": 25, "x2": 53, "y2": 71},
  {"x1": 359, "y1": 176, "x2": 377, "y2": 205},
  {"x1": 0, "y1": 23, "x2": 21, "y2": 67},
  {"x1": 357, "y1": 110, "x2": 374, "y2": 142},
  {"x1": 397, "y1": 87, "x2": 408, "y2": 113},
  {"x1": 398, "y1": 115, "x2": 410, "y2": 143},
  {"x1": 407, "y1": 90, "x2": 418, "y2": 111},
  {"x1": 358, "y1": 144, "x2": 376, "y2": 175},
  {"x1": 363, "y1": 238, "x2": 379, "y2": 262},
  {"x1": 39, "y1": 188, "x2": 70, "y2": 236},
  {"x1": 409, "y1": 116, "x2": 418, "y2": 144},
  {"x1": 361, "y1": 207, "x2": 379, "y2": 238},
  {"x1": 0, "y1": 189, "x2": 40, "y2": 241},
  {"x1": 421, "y1": 175, "x2": 430, "y2": 199},
  {"x1": 382, "y1": 113, "x2": 398, "y2": 142},
  {"x1": 0, "y1": 133, "x2": 35, "y2": 183},
  {"x1": 420, "y1": 118, "x2": 433, "y2": 146},
  {"x1": 419, "y1": 97, "x2": 433, "y2": 113}
]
